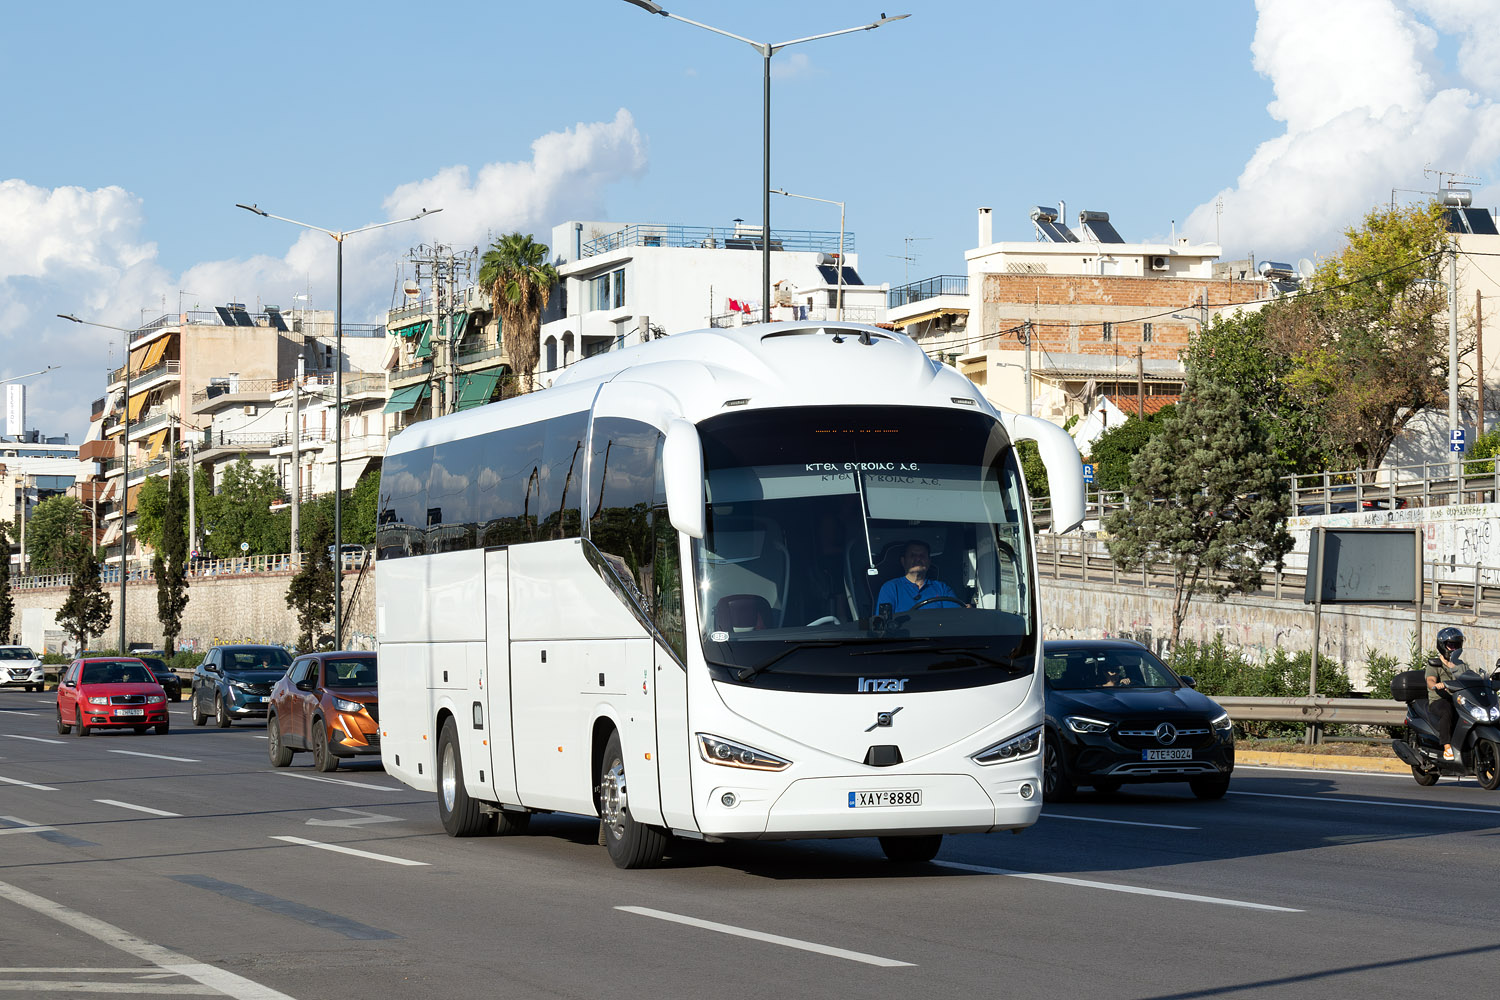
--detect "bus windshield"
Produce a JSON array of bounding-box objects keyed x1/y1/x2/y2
[{"x1": 694, "y1": 405, "x2": 1034, "y2": 687}]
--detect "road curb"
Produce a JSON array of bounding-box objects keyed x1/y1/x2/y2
[{"x1": 1238, "y1": 750, "x2": 1409, "y2": 774}]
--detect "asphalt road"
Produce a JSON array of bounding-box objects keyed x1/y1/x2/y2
[{"x1": 2, "y1": 689, "x2": 1498, "y2": 1000}]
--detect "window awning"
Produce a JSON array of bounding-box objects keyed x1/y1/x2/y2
[
  {"x1": 125, "y1": 483, "x2": 142, "y2": 514},
  {"x1": 128, "y1": 342, "x2": 153, "y2": 371},
  {"x1": 145, "y1": 429, "x2": 169, "y2": 461},
  {"x1": 415, "y1": 322, "x2": 435, "y2": 359},
  {"x1": 142, "y1": 337, "x2": 169, "y2": 370},
  {"x1": 126, "y1": 391, "x2": 151, "y2": 421},
  {"x1": 101, "y1": 520, "x2": 122, "y2": 546},
  {"x1": 383, "y1": 382, "x2": 429, "y2": 413},
  {"x1": 393, "y1": 320, "x2": 429, "y2": 340},
  {"x1": 450, "y1": 311, "x2": 470, "y2": 343},
  {"x1": 456, "y1": 369, "x2": 502, "y2": 410},
  {"x1": 894, "y1": 306, "x2": 969, "y2": 329}
]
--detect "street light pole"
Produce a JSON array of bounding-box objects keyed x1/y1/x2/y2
[
  {"x1": 624, "y1": 2, "x2": 907, "y2": 323},
  {"x1": 57, "y1": 314, "x2": 131, "y2": 652},
  {"x1": 771, "y1": 188, "x2": 845, "y2": 320},
  {"x1": 236, "y1": 203, "x2": 440, "y2": 648}
]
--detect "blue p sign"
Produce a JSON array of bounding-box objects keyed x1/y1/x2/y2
[
  {"x1": 1082, "y1": 463, "x2": 1095, "y2": 483},
  {"x1": 1451, "y1": 429, "x2": 1466, "y2": 453}
]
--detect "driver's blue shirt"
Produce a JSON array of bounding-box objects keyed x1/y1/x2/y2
[{"x1": 876, "y1": 576, "x2": 959, "y2": 612}]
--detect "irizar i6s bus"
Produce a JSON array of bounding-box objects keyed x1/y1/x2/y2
[{"x1": 375, "y1": 322, "x2": 1084, "y2": 868}]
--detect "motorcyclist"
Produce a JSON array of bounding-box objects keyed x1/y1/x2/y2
[{"x1": 1427, "y1": 627, "x2": 1465, "y2": 762}]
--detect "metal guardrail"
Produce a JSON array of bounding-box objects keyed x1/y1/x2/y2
[
  {"x1": 888, "y1": 274, "x2": 969, "y2": 309},
  {"x1": 1216, "y1": 696, "x2": 1405, "y2": 727},
  {"x1": 11, "y1": 548, "x2": 371, "y2": 591},
  {"x1": 1287, "y1": 462, "x2": 1500, "y2": 515}
]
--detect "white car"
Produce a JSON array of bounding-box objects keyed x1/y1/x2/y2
[{"x1": 0, "y1": 647, "x2": 45, "y2": 692}]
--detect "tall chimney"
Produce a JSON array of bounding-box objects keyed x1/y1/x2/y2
[{"x1": 978, "y1": 207, "x2": 993, "y2": 247}]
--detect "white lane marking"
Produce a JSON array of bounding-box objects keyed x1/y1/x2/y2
[
  {"x1": 1231, "y1": 789, "x2": 1500, "y2": 817},
  {"x1": 0, "y1": 775, "x2": 56, "y2": 791},
  {"x1": 269, "y1": 835, "x2": 428, "y2": 867},
  {"x1": 305, "y1": 808, "x2": 400, "y2": 828},
  {"x1": 277, "y1": 772, "x2": 400, "y2": 791},
  {"x1": 0, "y1": 712, "x2": 39, "y2": 718},
  {"x1": 1244, "y1": 763, "x2": 1408, "y2": 779},
  {"x1": 0, "y1": 981, "x2": 212, "y2": 993},
  {"x1": 1041, "y1": 812, "x2": 1199, "y2": 830},
  {"x1": 252, "y1": 736, "x2": 268, "y2": 740},
  {"x1": 4, "y1": 735, "x2": 65, "y2": 745},
  {"x1": 108, "y1": 750, "x2": 201, "y2": 763},
  {"x1": 95, "y1": 799, "x2": 182, "y2": 818},
  {"x1": 0, "y1": 823, "x2": 58, "y2": 836},
  {"x1": 617, "y1": 905, "x2": 915, "y2": 967},
  {"x1": 931, "y1": 861, "x2": 1303, "y2": 912},
  {"x1": 0, "y1": 879, "x2": 295, "y2": 1000}
]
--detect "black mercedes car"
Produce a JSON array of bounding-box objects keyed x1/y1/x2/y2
[
  {"x1": 1043, "y1": 640, "x2": 1234, "y2": 801},
  {"x1": 134, "y1": 656, "x2": 182, "y2": 702}
]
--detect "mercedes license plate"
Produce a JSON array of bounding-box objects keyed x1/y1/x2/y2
[
  {"x1": 1143, "y1": 748, "x2": 1191, "y2": 761},
  {"x1": 849, "y1": 790, "x2": 921, "y2": 808},
  {"x1": 116, "y1": 708, "x2": 145, "y2": 717}
]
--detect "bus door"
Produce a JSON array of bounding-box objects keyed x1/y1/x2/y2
[{"x1": 481, "y1": 547, "x2": 518, "y2": 804}]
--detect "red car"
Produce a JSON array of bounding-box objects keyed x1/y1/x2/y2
[{"x1": 55, "y1": 657, "x2": 171, "y2": 736}]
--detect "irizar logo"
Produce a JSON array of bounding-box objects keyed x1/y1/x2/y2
[{"x1": 858, "y1": 677, "x2": 909, "y2": 693}]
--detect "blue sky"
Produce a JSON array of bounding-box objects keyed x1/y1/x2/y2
[{"x1": 5, "y1": 1, "x2": 1500, "y2": 440}]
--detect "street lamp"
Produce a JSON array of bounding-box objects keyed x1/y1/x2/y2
[
  {"x1": 57, "y1": 313, "x2": 132, "y2": 653},
  {"x1": 236, "y1": 202, "x2": 440, "y2": 649},
  {"x1": 771, "y1": 188, "x2": 845, "y2": 320},
  {"x1": 624, "y1": 2, "x2": 907, "y2": 323}
]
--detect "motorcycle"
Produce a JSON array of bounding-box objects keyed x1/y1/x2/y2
[{"x1": 1390, "y1": 657, "x2": 1500, "y2": 790}]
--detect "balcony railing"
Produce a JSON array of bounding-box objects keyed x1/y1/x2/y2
[
  {"x1": 581, "y1": 224, "x2": 854, "y2": 257},
  {"x1": 888, "y1": 275, "x2": 969, "y2": 309},
  {"x1": 390, "y1": 361, "x2": 433, "y2": 382},
  {"x1": 110, "y1": 358, "x2": 181, "y2": 386}
]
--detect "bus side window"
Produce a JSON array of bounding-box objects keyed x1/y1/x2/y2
[
  {"x1": 430, "y1": 437, "x2": 480, "y2": 553},
  {"x1": 478, "y1": 425, "x2": 542, "y2": 545},
  {"x1": 588, "y1": 417, "x2": 661, "y2": 601},
  {"x1": 653, "y1": 510, "x2": 687, "y2": 661},
  {"x1": 377, "y1": 447, "x2": 432, "y2": 559},
  {"x1": 539, "y1": 411, "x2": 588, "y2": 540}
]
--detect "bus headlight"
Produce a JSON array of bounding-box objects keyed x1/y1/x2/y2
[
  {"x1": 696, "y1": 734, "x2": 791, "y2": 771},
  {"x1": 972, "y1": 725, "x2": 1043, "y2": 765}
]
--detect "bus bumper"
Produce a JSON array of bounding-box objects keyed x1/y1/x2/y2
[{"x1": 698, "y1": 771, "x2": 1042, "y2": 840}]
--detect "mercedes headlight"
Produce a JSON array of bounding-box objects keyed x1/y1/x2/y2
[
  {"x1": 1211, "y1": 712, "x2": 1233, "y2": 733},
  {"x1": 333, "y1": 697, "x2": 364, "y2": 713},
  {"x1": 696, "y1": 734, "x2": 792, "y2": 771},
  {"x1": 972, "y1": 725, "x2": 1044, "y2": 765},
  {"x1": 1065, "y1": 716, "x2": 1111, "y2": 735}
]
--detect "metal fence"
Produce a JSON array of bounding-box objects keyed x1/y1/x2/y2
[
  {"x1": 581, "y1": 224, "x2": 852, "y2": 257},
  {"x1": 11, "y1": 548, "x2": 371, "y2": 592},
  {"x1": 887, "y1": 274, "x2": 969, "y2": 309}
]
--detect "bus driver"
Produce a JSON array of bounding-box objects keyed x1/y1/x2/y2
[{"x1": 876, "y1": 540, "x2": 964, "y2": 613}]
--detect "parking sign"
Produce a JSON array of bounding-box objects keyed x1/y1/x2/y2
[
  {"x1": 1082, "y1": 463, "x2": 1095, "y2": 483},
  {"x1": 1451, "y1": 429, "x2": 1466, "y2": 453}
]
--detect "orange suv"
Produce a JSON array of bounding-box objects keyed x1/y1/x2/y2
[{"x1": 266, "y1": 652, "x2": 378, "y2": 771}]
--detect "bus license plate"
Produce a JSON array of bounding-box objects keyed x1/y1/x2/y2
[
  {"x1": 849, "y1": 790, "x2": 921, "y2": 808},
  {"x1": 1143, "y1": 748, "x2": 1191, "y2": 761}
]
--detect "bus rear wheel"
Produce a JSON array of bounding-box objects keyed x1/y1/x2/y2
[
  {"x1": 437, "y1": 718, "x2": 487, "y2": 837},
  {"x1": 599, "y1": 731, "x2": 668, "y2": 869}
]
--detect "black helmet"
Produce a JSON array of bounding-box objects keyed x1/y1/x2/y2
[{"x1": 1437, "y1": 627, "x2": 1465, "y2": 656}]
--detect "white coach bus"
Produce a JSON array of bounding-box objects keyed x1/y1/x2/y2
[{"x1": 375, "y1": 322, "x2": 1084, "y2": 868}]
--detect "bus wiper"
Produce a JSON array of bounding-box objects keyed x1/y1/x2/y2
[
  {"x1": 734, "y1": 640, "x2": 843, "y2": 682},
  {"x1": 854, "y1": 470, "x2": 879, "y2": 579},
  {"x1": 851, "y1": 643, "x2": 1027, "y2": 670}
]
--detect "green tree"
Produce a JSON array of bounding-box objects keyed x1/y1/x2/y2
[
  {"x1": 152, "y1": 469, "x2": 190, "y2": 655},
  {"x1": 285, "y1": 513, "x2": 335, "y2": 650},
  {"x1": 0, "y1": 520, "x2": 13, "y2": 643},
  {"x1": 1017, "y1": 441, "x2": 1049, "y2": 500},
  {"x1": 134, "y1": 475, "x2": 169, "y2": 553},
  {"x1": 479, "y1": 232, "x2": 558, "y2": 393},
  {"x1": 1086, "y1": 405, "x2": 1177, "y2": 491},
  {"x1": 202, "y1": 456, "x2": 287, "y2": 558},
  {"x1": 56, "y1": 545, "x2": 112, "y2": 652},
  {"x1": 23, "y1": 496, "x2": 89, "y2": 573},
  {"x1": 1104, "y1": 381, "x2": 1294, "y2": 647}
]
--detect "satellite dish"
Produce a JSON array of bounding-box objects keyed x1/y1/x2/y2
[
  {"x1": 1297, "y1": 258, "x2": 1315, "y2": 280},
  {"x1": 403, "y1": 280, "x2": 420, "y2": 297}
]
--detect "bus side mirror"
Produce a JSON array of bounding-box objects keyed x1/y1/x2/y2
[
  {"x1": 662, "y1": 419, "x2": 706, "y2": 540},
  {"x1": 1002, "y1": 413, "x2": 1086, "y2": 534}
]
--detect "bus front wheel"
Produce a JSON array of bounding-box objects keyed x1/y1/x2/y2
[
  {"x1": 437, "y1": 718, "x2": 487, "y2": 836},
  {"x1": 599, "y1": 731, "x2": 668, "y2": 869}
]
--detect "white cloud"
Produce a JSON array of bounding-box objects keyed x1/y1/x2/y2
[
  {"x1": 1185, "y1": 0, "x2": 1500, "y2": 260},
  {"x1": 0, "y1": 111, "x2": 647, "y2": 441}
]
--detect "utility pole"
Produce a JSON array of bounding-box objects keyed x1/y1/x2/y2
[
  {"x1": 1022, "y1": 321, "x2": 1033, "y2": 418},
  {"x1": 1478, "y1": 290, "x2": 1486, "y2": 437},
  {"x1": 290, "y1": 355, "x2": 303, "y2": 564},
  {"x1": 187, "y1": 435, "x2": 196, "y2": 558},
  {"x1": 1136, "y1": 346, "x2": 1145, "y2": 420},
  {"x1": 407, "y1": 243, "x2": 477, "y2": 417},
  {"x1": 1450, "y1": 246, "x2": 1460, "y2": 479}
]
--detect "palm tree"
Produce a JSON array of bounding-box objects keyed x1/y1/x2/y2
[{"x1": 478, "y1": 233, "x2": 558, "y2": 394}]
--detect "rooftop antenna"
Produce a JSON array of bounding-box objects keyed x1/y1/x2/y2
[
  {"x1": 1423, "y1": 164, "x2": 1480, "y2": 191},
  {"x1": 1215, "y1": 196, "x2": 1223, "y2": 245},
  {"x1": 886, "y1": 235, "x2": 931, "y2": 287}
]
